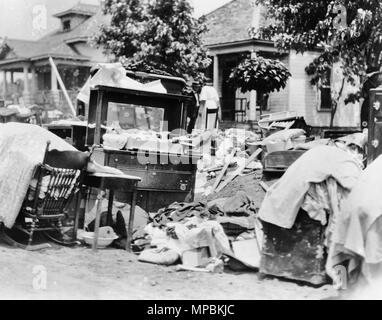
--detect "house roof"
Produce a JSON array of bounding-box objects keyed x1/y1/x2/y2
[
  {"x1": 53, "y1": 3, "x2": 99, "y2": 18},
  {"x1": 0, "y1": 6, "x2": 110, "y2": 65},
  {"x1": 202, "y1": 0, "x2": 266, "y2": 47},
  {"x1": 0, "y1": 1, "x2": 266, "y2": 66}
]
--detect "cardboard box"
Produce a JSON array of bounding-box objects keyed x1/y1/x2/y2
[{"x1": 181, "y1": 247, "x2": 210, "y2": 268}]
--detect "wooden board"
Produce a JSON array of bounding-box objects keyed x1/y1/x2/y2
[{"x1": 210, "y1": 148, "x2": 237, "y2": 194}]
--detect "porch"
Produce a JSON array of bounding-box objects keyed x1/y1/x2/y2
[
  {"x1": 0, "y1": 57, "x2": 91, "y2": 117},
  {"x1": 207, "y1": 39, "x2": 283, "y2": 123},
  {"x1": 33, "y1": 89, "x2": 80, "y2": 115}
]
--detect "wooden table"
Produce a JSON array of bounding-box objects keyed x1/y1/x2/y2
[{"x1": 76, "y1": 172, "x2": 141, "y2": 252}]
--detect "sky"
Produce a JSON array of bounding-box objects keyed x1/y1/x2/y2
[{"x1": 0, "y1": 0, "x2": 232, "y2": 40}]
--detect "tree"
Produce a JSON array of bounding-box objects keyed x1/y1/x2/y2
[
  {"x1": 229, "y1": 54, "x2": 291, "y2": 114},
  {"x1": 92, "y1": 0, "x2": 211, "y2": 81},
  {"x1": 252, "y1": 0, "x2": 382, "y2": 127}
]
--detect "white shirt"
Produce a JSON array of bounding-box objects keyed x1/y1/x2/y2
[{"x1": 199, "y1": 86, "x2": 220, "y2": 110}]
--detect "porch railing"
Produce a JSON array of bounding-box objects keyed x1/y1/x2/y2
[
  {"x1": 221, "y1": 98, "x2": 249, "y2": 123},
  {"x1": 33, "y1": 90, "x2": 79, "y2": 114}
]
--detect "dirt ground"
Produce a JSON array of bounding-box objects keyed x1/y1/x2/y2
[
  {"x1": 0, "y1": 171, "x2": 340, "y2": 300},
  {"x1": 0, "y1": 245, "x2": 337, "y2": 300}
]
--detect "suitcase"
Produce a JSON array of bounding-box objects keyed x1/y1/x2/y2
[{"x1": 260, "y1": 210, "x2": 329, "y2": 285}]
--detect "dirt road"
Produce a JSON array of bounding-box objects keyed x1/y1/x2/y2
[
  {"x1": 0, "y1": 171, "x2": 340, "y2": 300},
  {"x1": 0, "y1": 244, "x2": 336, "y2": 300}
]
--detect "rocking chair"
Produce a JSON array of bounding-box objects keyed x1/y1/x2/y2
[{"x1": 1, "y1": 141, "x2": 90, "y2": 250}]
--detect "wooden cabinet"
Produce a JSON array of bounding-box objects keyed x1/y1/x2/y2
[{"x1": 86, "y1": 84, "x2": 200, "y2": 213}]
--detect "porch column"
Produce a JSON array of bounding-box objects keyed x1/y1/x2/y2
[
  {"x1": 30, "y1": 66, "x2": 37, "y2": 104},
  {"x1": 10, "y1": 72, "x2": 14, "y2": 104},
  {"x1": 51, "y1": 65, "x2": 58, "y2": 91},
  {"x1": 2, "y1": 70, "x2": 7, "y2": 99},
  {"x1": 249, "y1": 91, "x2": 257, "y2": 121},
  {"x1": 23, "y1": 65, "x2": 31, "y2": 104},
  {"x1": 213, "y1": 55, "x2": 219, "y2": 92},
  {"x1": 248, "y1": 51, "x2": 258, "y2": 121},
  {"x1": 23, "y1": 65, "x2": 30, "y2": 94},
  {"x1": 50, "y1": 65, "x2": 59, "y2": 108},
  {"x1": 31, "y1": 66, "x2": 37, "y2": 92}
]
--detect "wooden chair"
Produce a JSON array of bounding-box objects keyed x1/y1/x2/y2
[
  {"x1": 205, "y1": 108, "x2": 219, "y2": 130},
  {"x1": 1, "y1": 141, "x2": 90, "y2": 250}
]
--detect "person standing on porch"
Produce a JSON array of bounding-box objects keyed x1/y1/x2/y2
[
  {"x1": 186, "y1": 81, "x2": 202, "y2": 134},
  {"x1": 195, "y1": 79, "x2": 221, "y2": 131}
]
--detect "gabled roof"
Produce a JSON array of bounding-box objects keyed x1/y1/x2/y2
[
  {"x1": 5, "y1": 38, "x2": 79, "y2": 60},
  {"x1": 202, "y1": 0, "x2": 266, "y2": 47},
  {"x1": 0, "y1": 7, "x2": 110, "y2": 64},
  {"x1": 39, "y1": 8, "x2": 110, "y2": 48},
  {"x1": 53, "y1": 3, "x2": 99, "y2": 18}
]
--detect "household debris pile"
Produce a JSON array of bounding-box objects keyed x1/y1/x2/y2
[{"x1": 0, "y1": 102, "x2": 379, "y2": 297}]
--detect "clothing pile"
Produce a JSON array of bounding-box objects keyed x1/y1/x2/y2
[
  {"x1": 210, "y1": 191, "x2": 258, "y2": 238},
  {"x1": 151, "y1": 201, "x2": 221, "y2": 229},
  {"x1": 139, "y1": 216, "x2": 232, "y2": 267},
  {"x1": 136, "y1": 191, "x2": 259, "y2": 269}
]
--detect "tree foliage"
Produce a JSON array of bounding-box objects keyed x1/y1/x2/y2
[
  {"x1": 252, "y1": 0, "x2": 382, "y2": 126},
  {"x1": 229, "y1": 55, "x2": 291, "y2": 94},
  {"x1": 93, "y1": 0, "x2": 211, "y2": 80}
]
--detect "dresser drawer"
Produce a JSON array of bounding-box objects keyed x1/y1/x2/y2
[
  {"x1": 106, "y1": 151, "x2": 198, "y2": 172},
  {"x1": 120, "y1": 169, "x2": 194, "y2": 191}
]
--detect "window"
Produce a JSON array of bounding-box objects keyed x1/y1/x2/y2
[
  {"x1": 205, "y1": 57, "x2": 214, "y2": 82},
  {"x1": 107, "y1": 103, "x2": 165, "y2": 132},
  {"x1": 63, "y1": 20, "x2": 71, "y2": 31},
  {"x1": 318, "y1": 69, "x2": 332, "y2": 111},
  {"x1": 257, "y1": 92, "x2": 269, "y2": 111}
]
